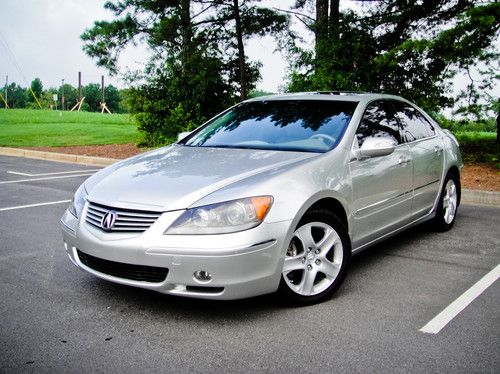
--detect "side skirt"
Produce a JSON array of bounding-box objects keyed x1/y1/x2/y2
[{"x1": 351, "y1": 210, "x2": 436, "y2": 255}]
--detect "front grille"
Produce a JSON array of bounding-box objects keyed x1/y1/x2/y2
[
  {"x1": 77, "y1": 250, "x2": 168, "y2": 283},
  {"x1": 85, "y1": 201, "x2": 162, "y2": 233}
]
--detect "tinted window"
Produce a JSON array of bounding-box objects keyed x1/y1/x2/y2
[
  {"x1": 393, "y1": 101, "x2": 435, "y2": 142},
  {"x1": 356, "y1": 101, "x2": 400, "y2": 147},
  {"x1": 183, "y1": 100, "x2": 358, "y2": 153}
]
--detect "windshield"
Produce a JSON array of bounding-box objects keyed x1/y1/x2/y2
[{"x1": 182, "y1": 100, "x2": 358, "y2": 153}]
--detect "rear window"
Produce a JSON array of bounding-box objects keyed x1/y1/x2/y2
[
  {"x1": 182, "y1": 100, "x2": 358, "y2": 153},
  {"x1": 393, "y1": 101, "x2": 435, "y2": 142}
]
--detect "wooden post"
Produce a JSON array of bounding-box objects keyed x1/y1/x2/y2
[
  {"x1": 61, "y1": 78, "x2": 65, "y2": 110},
  {"x1": 70, "y1": 71, "x2": 85, "y2": 112},
  {"x1": 99, "y1": 75, "x2": 110, "y2": 113}
]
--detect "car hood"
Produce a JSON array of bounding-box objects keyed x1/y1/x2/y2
[{"x1": 85, "y1": 145, "x2": 316, "y2": 211}]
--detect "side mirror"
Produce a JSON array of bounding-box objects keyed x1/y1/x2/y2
[
  {"x1": 177, "y1": 131, "x2": 191, "y2": 142},
  {"x1": 355, "y1": 137, "x2": 397, "y2": 159}
]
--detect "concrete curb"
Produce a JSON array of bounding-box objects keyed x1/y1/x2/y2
[
  {"x1": 0, "y1": 147, "x2": 118, "y2": 167},
  {"x1": 1, "y1": 146, "x2": 499, "y2": 207},
  {"x1": 462, "y1": 189, "x2": 500, "y2": 207}
]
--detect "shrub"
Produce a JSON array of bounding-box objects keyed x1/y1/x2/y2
[{"x1": 454, "y1": 132, "x2": 499, "y2": 165}]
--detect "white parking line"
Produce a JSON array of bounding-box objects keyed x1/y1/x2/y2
[
  {"x1": 0, "y1": 200, "x2": 71, "y2": 212},
  {"x1": 419, "y1": 264, "x2": 500, "y2": 334},
  {"x1": 7, "y1": 169, "x2": 100, "y2": 177},
  {"x1": 0, "y1": 173, "x2": 94, "y2": 184}
]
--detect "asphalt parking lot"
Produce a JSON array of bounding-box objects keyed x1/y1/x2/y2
[{"x1": 0, "y1": 154, "x2": 498, "y2": 373}]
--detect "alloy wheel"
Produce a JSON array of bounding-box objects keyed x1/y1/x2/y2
[
  {"x1": 443, "y1": 179, "x2": 457, "y2": 224},
  {"x1": 283, "y1": 222, "x2": 343, "y2": 296}
]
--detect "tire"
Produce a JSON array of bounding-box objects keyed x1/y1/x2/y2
[
  {"x1": 432, "y1": 172, "x2": 460, "y2": 232},
  {"x1": 279, "y1": 209, "x2": 351, "y2": 305}
]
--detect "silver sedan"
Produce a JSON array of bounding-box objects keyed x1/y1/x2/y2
[{"x1": 61, "y1": 92, "x2": 462, "y2": 304}]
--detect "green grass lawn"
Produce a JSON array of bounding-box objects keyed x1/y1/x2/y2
[{"x1": 0, "y1": 109, "x2": 140, "y2": 147}]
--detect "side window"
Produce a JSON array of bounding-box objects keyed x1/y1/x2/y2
[
  {"x1": 356, "y1": 101, "x2": 400, "y2": 147},
  {"x1": 393, "y1": 101, "x2": 435, "y2": 142}
]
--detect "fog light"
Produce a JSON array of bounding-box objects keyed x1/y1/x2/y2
[{"x1": 194, "y1": 270, "x2": 212, "y2": 283}]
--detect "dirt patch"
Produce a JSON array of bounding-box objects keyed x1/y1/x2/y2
[
  {"x1": 461, "y1": 163, "x2": 500, "y2": 192},
  {"x1": 22, "y1": 144, "x2": 500, "y2": 192},
  {"x1": 25, "y1": 144, "x2": 145, "y2": 160}
]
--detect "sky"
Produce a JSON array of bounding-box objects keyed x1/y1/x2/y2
[
  {"x1": 0, "y1": 0, "x2": 298, "y2": 92},
  {"x1": 0, "y1": 0, "x2": 498, "y2": 105}
]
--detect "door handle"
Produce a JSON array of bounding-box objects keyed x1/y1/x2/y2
[
  {"x1": 398, "y1": 156, "x2": 410, "y2": 165},
  {"x1": 434, "y1": 146, "x2": 443, "y2": 154}
]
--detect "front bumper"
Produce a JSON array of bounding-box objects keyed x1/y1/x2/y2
[{"x1": 61, "y1": 207, "x2": 291, "y2": 300}]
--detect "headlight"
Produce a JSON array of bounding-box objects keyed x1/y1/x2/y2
[
  {"x1": 68, "y1": 184, "x2": 88, "y2": 218},
  {"x1": 165, "y1": 196, "x2": 273, "y2": 235}
]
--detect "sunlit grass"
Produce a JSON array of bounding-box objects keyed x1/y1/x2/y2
[{"x1": 0, "y1": 109, "x2": 140, "y2": 147}]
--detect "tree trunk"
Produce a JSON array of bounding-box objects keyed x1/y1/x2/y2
[
  {"x1": 315, "y1": 0, "x2": 329, "y2": 65},
  {"x1": 329, "y1": 0, "x2": 340, "y2": 38},
  {"x1": 180, "y1": 0, "x2": 193, "y2": 75},
  {"x1": 233, "y1": 0, "x2": 247, "y2": 100},
  {"x1": 496, "y1": 111, "x2": 499, "y2": 144}
]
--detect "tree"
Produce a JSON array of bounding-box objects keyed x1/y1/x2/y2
[
  {"x1": 81, "y1": 0, "x2": 289, "y2": 144},
  {"x1": 286, "y1": 1, "x2": 500, "y2": 115},
  {"x1": 82, "y1": 83, "x2": 102, "y2": 112},
  {"x1": 5, "y1": 83, "x2": 28, "y2": 108},
  {"x1": 59, "y1": 83, "x2": 78, "y2": 110},
  {"x1": 27, "y1": 78, "x2": 43, "y2": 106},
  {"x1": 82, "y1": 0, "x2": 232, "y2": 144},
  {"x1": 40, "y1": 87, "x2": 58, "y2": 109},
  {"x1": 209, "y1": 0, "x2": 289, "y2": 100},
  {"x1": 104, "y1": 85, "x2": 121, "y2": 112}
]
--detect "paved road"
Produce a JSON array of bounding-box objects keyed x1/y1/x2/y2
[{"x1": 0, "y1": 155, "x2": 499, "y2": 373}]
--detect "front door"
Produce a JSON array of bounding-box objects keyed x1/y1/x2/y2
[{"x1": 350, "y1": 100, "x2": 413, "y2": 249}]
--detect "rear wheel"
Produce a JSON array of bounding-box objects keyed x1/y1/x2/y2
[
  {"x1": 279, "y1": 209, "x2": 350, "y2": 305},
  {"x1": 433, "y1": 172, "x2": 460, "y2": 231}
]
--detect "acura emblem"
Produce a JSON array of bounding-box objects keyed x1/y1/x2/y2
[{"x1": 101, "y1": 210, "x2": 118, "y2": 231}]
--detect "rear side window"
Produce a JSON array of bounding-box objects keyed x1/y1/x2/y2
[
  {"x1": 393, "y1": 101, "x2": 435, "y2": 142},
  {"x1": 356, "y1": 100, "x2": 401, "y2": 147}
]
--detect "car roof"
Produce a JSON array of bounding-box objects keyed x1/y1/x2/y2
[{"x1": 245, "y1": 92, "x2": 406, "y2": 104}]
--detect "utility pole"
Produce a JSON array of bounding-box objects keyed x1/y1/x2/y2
[
  {"x1": 61, "y1": 78, "x2": 65, "y2": 110},
  {"x1": 5, "y1": 75, "x2": 7, "y2": 107}
]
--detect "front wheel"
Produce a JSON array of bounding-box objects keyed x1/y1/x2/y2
[
  {"x1": 432, "y1": 172, "x2": 460, "y2": 231},
  {"x1": 279, "y1": 209, "x2": 350, "y2": 305}
]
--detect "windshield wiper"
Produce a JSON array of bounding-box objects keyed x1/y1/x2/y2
[{"x1": 202, "y1": 144, "x2": 261, "y2": 150}]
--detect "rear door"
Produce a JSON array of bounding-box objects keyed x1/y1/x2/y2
[
  {"x1": 349, "y1": 100, "x2": 413, "y2": 248},
  {"x1": 392, "y1": 101, "x2": 444, "y2": 218}
]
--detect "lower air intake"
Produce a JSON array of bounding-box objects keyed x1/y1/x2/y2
[{"x1": 77, "y1": 249, "x2": 168, "y2": 283}]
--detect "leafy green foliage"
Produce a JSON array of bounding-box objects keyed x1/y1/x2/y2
[
  {"x1": 82, "y1": 83, "x2": 102, "y2": 112},
  {"x1": 454, "y1": 131, "x2": 499, "y2": 164},
  {"x1": 286, "y1": 1, "x2": 500, "y2": 116},
  {"x1": 4, "y1": 83, "x2": 28, "y2": 108},
  {"x1": 434, "y1": 114, "x2": 497, "y2": 133},
  {"x1": 433, "y1": 115, "x2": 499, "y2": 164},
  {"x1": 104, "y1": 85, "x2": 122, "y2": 113},
  {"x1": 59, "y1": 83, "x2": 78, "y2": 110},
  {"x1": 125, "y1": 49, "x2": 233, "y2": 146},
  {"x1": 27, "y1": 78, "x2": 43, "y2": 107},
  {"x1": 2, "y1": 81, "x2": 125, "y2": 113}
]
